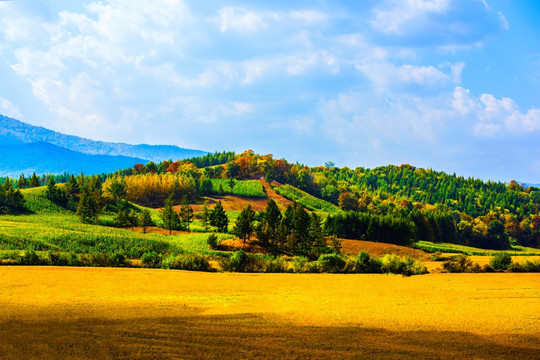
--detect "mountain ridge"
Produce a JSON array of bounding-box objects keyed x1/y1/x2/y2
[
  {"x1": 0, "y1": 114, "x2": 207, "y2": 177},
  {"x1": 0, "y1": 114, "x2": 207, "y2": 163}
]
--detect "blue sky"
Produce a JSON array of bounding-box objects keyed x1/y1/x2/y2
[{"x1": 1, "y1": 0, "x2": 539, "y2": 182}]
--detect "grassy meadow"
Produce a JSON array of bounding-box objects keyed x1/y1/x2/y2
[
  {"x1": 274, "y1": 184, "x2": 340, "y2": 213},
  {"x1": 0, "y1": 267, "x2": 539, "y2": 359}
]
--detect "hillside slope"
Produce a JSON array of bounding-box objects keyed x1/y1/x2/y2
[
  {"x1": 0, "y1": 114, "x2": 207, "y2": 163},
  {"x1": 0, "y1": 141, "x2": 148, "y2": 177}
]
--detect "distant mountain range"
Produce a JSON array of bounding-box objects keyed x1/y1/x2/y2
[{"x1": 0, "y1": 114, "x2": 207, "y2": 177}]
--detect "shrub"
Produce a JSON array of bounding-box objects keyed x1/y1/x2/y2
[
  {"x1": 291, "y1": 256, "x2": 309, "y2": 273},
  {"x1": 141, "y1": 251, "x2": 161, "y2": 268},
  {"x1": 355, "y1": 251, "x2": 384, "y2": 273},
  {"x1": 443, "y1": 255, "x2": 482, "y2": 273},
  {"x1": 229, "y1": 250, "x2": 248, "y2": 272},
  {"x1": 16, "y1": 249, "x2": 44, "y2": 265},
  {"x1": 207, "y1": 234, "x2": 219, "y2": 249},
  {"x1": 318, "y1": 253, "x2": 346, "y2": 273},
  {"x1": 265, "y1": 257, "x2": 288, "y2": 273},
  {"x1": 47, "y1": 251, "x2": 72, "y2": 266},
  {"x1": 490, "y1": 253, "x2": 512, "y2": 271},
  {"x1": 508, "y1": 260, "x2": 540, "y2": 273},
  {"x1": 168, "y1": 253, "x2": 211, "y2": 271},
  {"x1": 110, "y1": 251, "x2": 127, "y2": 267}
]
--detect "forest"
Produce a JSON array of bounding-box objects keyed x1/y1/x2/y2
[{"x1": 1, "y1": 150, "x2": 539, "y2": 253}]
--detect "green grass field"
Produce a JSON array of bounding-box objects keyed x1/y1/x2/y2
[
  {"x1": 211, "y1": 179, "x2": 266, "y2": 198},
  {"x1": 0, "y1": 187, "x2": 235, "y2": 259},
  {"x1": 413, "y1": 240, "x2": 540, "y2": 256},
  {"x1": 274, "y1": 184, "x2": 340, "y2": 213}
]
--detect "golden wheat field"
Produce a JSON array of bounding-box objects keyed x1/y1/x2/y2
[{"x1": 1, "y1": 267, "x2": 539, "y2": 359}]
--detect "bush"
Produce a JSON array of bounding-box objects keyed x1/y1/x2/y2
[
  {"x1": 265, "y1": 257, "x2": 288, "y2": 273},
  {"x1": 507, "y1": 260, "x2": 540, "y2": 273},
  {"x1": 110, "y1": 251, "x2": 127, "y2": 267},
  {"x1": 207, "y1": 234, "x2": 219, "y2": 249},
  {"x1": 355, "y1": 251, "x2": 383, "y2": 273},
  {"x1": 490, "y1": 253, "x2": 512, "y2": 271},
  {"x1": 318, "y1": 253, "x2": 346, "y2": 273},
  {"x1": 443, "y1": 255, "x2": 482, "y2": 273},
  {"x1": 229, "y1": 250, "x2": 248, "y2": 272},
  {"x1": 16, "y1": 249, "x2": 44, "y2": 265},
  {"x1": 168, "y1": 253, "x2": 211, "y2": 271},
  {"x1": 141, "y1": 251, "x2": 161, "y2": 268}
]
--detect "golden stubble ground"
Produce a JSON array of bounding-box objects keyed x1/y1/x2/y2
[{"x1": 1, "y1": 267, "x2": 539, "y2": 359}]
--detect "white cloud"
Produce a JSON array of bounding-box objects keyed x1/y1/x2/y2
[
  {"x1": 218, "y1": 7, "x2": 267, "y2": 33},
  {"x1": 371, "y1": 0, "x2": 451, "y2": 34},
  {"x1": 0, "y1": 97, "x2": 22, "y2": 119},
  {"x1": 356, "y1": 61, "x2": 463, "y2": 91},
  {"x1": 498, "y1": 11, "x2": 509, "y2": 30},
  {"x1": 216, "y1": 7, "x2": 328, "y2": 33}
]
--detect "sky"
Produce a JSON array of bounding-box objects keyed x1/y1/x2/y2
[{"x1": 0, "y1": 0, "x2": 539, "y2": 183}]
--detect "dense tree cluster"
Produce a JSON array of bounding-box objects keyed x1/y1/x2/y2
[{"x1": 0, "y1": 178, "x2": 25, "y2": 213}]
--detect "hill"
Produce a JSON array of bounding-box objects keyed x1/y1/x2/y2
[
  {"x1": 0, "y1": 141, "x2": 148, "y2": 178},
  {"x1": 0, "y1": 114, "x2": 207, "y2": 169}
]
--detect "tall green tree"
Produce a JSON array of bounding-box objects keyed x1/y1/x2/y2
[
  {"x1": 310, "y1": 213, "x2": 326, "y2": 258},
  {"x1": 200, "y1": 200, "x2": 211, "y2": 230},
  {"x1": 17, "y1": 174, "x2": 29, "y2": 189},
  {"x1": 139, "y1": 209, "x2": 154, "y2": 234},
  {"x1": 107, "y1": 177, "x2": 127, "y2": 203},
  {"x1": 179, "y1": 195, "x2": 194, "y2": 232},
  {"x1": 29, "y1": 172, "x2": 40, "y2": 188},
  {"x1": 161, "y1": 197, "x2": 180, "y2": 235},
  {"x1": 210, "y1": 201, "x2": 229, "y2": 233},
  {"x1": 233, "y1": 204, "x2": 256, "y2": 245}
]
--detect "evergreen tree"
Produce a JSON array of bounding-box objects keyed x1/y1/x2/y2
[
  {"x1": 139, "y1": 209, "x2": 154, "y2": 234},
  {"x1": 161, "y1": 196, "x2": 180, "y2": 235},
  {"x1": 29, "y1": 172, "x2": 40, "y2": 188},
  {"x1": 200, "y1": 200, "x2": 211, "y2": 230},
  {"x1": 17, "y1": 174, "x2": 29, "y2": 189},
  {"x1": 76, "y1": 184, "x2": 103, "y2": 224},
  {"x1": 129, "y1": 209, "x2": 138, "y2": 231},
  {"x1": 210, "y1": 201, "x2": 229, "y2": 233},
  {"x1": 45, "y1": 177, "x2": 59, "y2": 204},
  {"x1": 107, "y1": 177, "x2": 127, "y2": 203},
  {"x1": 0, "y1": 178, "x2": 25, "y2": 213},
  {"x1": 233, "y1": 204, "x2": 255, "y2": 245},
  {"x1": 228, "y1": 178, "x2": 236, "y2": 194},
  {"x1": 310, "y1": 213, "x2": 326, "y2": 257},
  {"x1": 179, "y1": 195, "x2": 194, "y2": 232}
]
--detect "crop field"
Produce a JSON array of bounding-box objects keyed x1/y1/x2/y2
[
  {"x1": 414, "y1": 240, "x2": 540, "y2": 256},
  {"x1": 0, "y1": 267, "x2": 538, "y2": 359},
  {"x1": 211, "y1": 179, "x2": 266, "y2": 198},
  {"x1": 274, "y1": 184, "x2": 340, "y2": 213}
]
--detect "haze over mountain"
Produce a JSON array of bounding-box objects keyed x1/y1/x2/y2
[{"x1": 0, "y1": 114, "x2": 207, "y2": 177}]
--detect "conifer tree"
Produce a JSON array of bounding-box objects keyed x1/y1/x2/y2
[
  {"x1": 179, "y1": 195, "x2": 194, "y2": 232},
  {"x1": 161, "y1": 196, "x2": 180, "y2": 235},
  {"x1": 30, "y1": 172, "x2": 40, "y2": 188},
  {"x1": 200, "y1": 200, "x2": 211, "y2": 230},
  {"x1": 17, "y1": 174, "x2": 29, "y2": 189},
  {"x1": 233, "y1": 204, "x2": 255, "y2": 245},
  {"x1": 210, "y1": 200, "x2": 229, "y2": 233},
  {"x1": 139, "y1": 209, "x2": 154, "y2": 234}
]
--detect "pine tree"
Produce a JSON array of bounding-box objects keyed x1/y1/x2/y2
[
  {"x1": 210, "y1": 200, "x2": 229, "y2": 233},
  {"x1": 310, "y1": 213, "x2": 326, "y2": 258},
  {"x1": 30, "y1": 172, "x2": 40, "y2": 188},
  {"x1": 200, "y1": 200, "x2": 211, "y2": 230},
  {"x1": 179, "y1": 195, "x2": 194, "y2": 232},
  {"x1": 139, "y1": 209, "x2": 154, "y2": 234},
  {"x1": 17, "y1": 174, "x2": 29, "y2": 189},
  {"x1": 161, "y1": 197, "x2": 180, "y2": 235},
  {"x1": 233, "y1": 204, "x2": 255, "y2": 245}
]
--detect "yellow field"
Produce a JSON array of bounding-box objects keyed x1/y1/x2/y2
[{"x1": 1, "y1": 267, "x2": 539, "y2": 359}]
